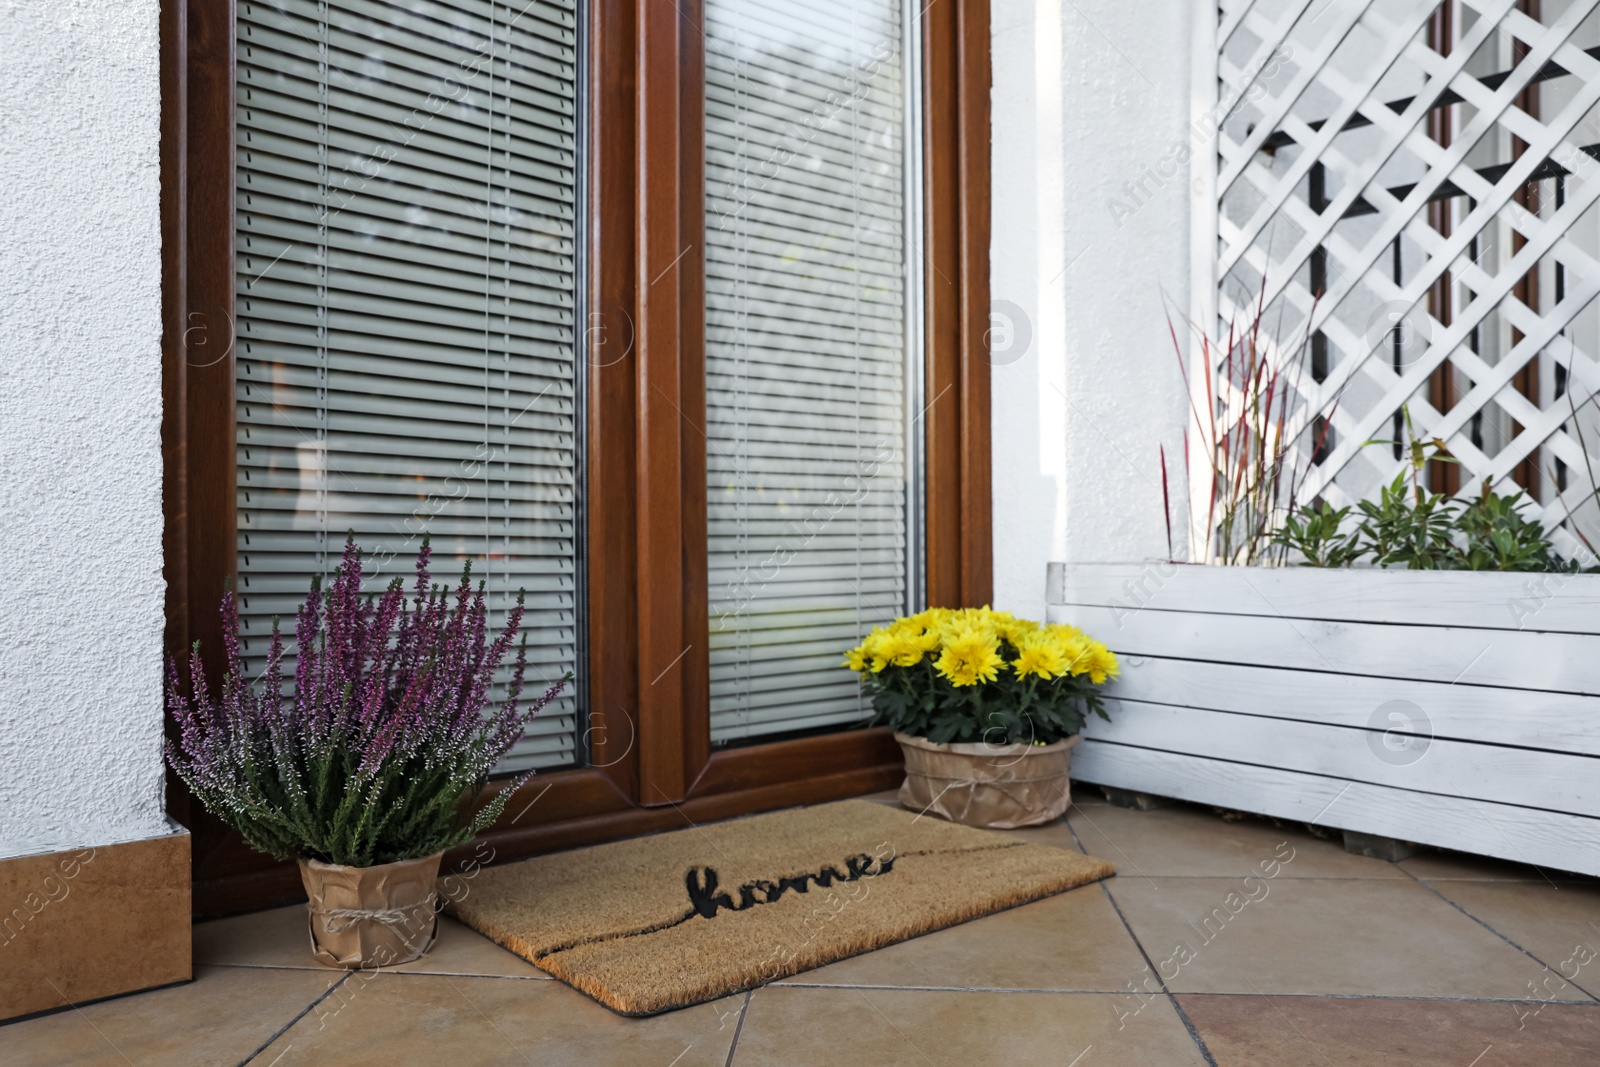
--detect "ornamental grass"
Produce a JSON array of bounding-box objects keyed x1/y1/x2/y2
[{"x1": 165, "y1": 539, "x2": 566, "y2": 867}]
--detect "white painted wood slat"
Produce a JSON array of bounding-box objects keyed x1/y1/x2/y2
[
  {"x1": 1051, "y1": 562, "x2": 1600, "y2": 635},
  {"x1": 1056, "y1": 602, "x2": 1600, "y2": 695},
  {"x1": 1053, "y1": 564, "x2": 1600, "y2": 877},
  {"x1": 1100, "y1": 657, "x2": 1600, "y2": 756},
  {"x1": 1089, "y1": 702, "x2": 1600, "y2": 818},
  {"x1": 1071, "y1": 742, "x2": 1600, "y2": 878}
]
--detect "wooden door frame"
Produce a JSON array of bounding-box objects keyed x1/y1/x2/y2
[{"x1": 162, "y1": 0, "x2": 992, "y2": 918}]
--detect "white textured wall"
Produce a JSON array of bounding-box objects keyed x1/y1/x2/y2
[
  {"x1": 991, "y1": 0, "x2": 1195, "y2": 621},
  {"x1": 0, "y1": 0, "x2": 167, "y2": 859}
]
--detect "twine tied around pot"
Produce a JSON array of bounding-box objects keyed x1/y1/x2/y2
[
  {"x1": 297, "y1": 852, "x2": 445, "y2": 968},
  {"x1": 310, "y1": 894, "x2": 439, "y2": 934},
  {"x1": 894, "y1": 733, "x2": 1080, "y2": 829}
]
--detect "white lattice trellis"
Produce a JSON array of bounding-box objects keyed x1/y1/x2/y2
[{"x1": 1195, "y1": 0, "x2": 1600, "y2": 561}]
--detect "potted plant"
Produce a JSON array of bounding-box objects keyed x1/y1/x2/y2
[
  {"x1": 165, "y1": 539, "x2": 566, "y2": 968},
  {"x1": 1045, "y1": 288, "x2": 1600, "y2": 878},
  {"x1": 843, "y1": 607, "x2": 1119, "y2": 829}
]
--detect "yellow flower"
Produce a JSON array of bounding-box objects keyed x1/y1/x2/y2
[
  {"x1": 933, "y1": 607, "x2": 1002, "y2": 648},
  {"x1": 1012, "y1": 631, "x2": 1066, "y2": 679},
  {"x1": 843, "y1": 607, "x2": 1115, "y2": 692},
  {"x1": 858, "y1": 627, "x2": 895, "y2": 672},
  {"x1": 1083, "y1": 641, "x2": 1119, "y2": 684},
  {"x1": 999, "y1": 616, "x2": 1040, "y2": 646},
  {"x1": 1054, "y1": 630, "x2": 1093, "y2": 676},
  {"x1": 879, "y1": 629, "x2": 928, "y2": 668},
  {"x1": 933, "y1": 626, "x2": 1004, "y2": 687}
]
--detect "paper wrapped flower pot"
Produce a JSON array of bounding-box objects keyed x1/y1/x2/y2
[
  {"x1": 895, "y1": 732, "x2": 1079, "y2": 829},
  {"x1": 298, "y1": 852, "x2": 444, "y2": 968}
]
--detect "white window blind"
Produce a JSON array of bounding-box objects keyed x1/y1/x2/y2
[
  {"x1": 704, "y1": 0, "x2": 920, "y2": 744},
  {"x1": 234, "y1": 0, "x2": 581, "y2": 771}
]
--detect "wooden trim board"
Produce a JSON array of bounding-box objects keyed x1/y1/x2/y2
[{"x1": 0, "y1": 831, "x2": 192, "y2": 1022}]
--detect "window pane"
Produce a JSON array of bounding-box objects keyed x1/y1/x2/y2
[
  {"x1": 704, "y1": 0, "x2": 921, "y2": 744},
  {"x1": 234, "y1": 0, "x2": 582, "y2": 770}
]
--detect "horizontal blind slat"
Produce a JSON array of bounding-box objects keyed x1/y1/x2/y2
[
  {"x1": 705, "y1": 0, "x2": 914, "y2": 747},
  {"x1": 236, "y1": 0, "x2": 582, "y2": 771}
]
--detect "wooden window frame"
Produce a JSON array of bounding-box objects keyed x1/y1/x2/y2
[{"x1": 162, "y1": 0, "x2": 992, "y2": 917}]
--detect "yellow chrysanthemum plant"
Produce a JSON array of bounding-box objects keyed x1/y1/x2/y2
[{"x1": 842, "y1": 607, "x2": 1118, "y2": 745}]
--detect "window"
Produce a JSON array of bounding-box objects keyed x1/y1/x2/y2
[
  {"x1": 703, "y1": 0, "x2": 922, "y2": 744},
  {"x1": 233, "y1": 0, "x2": 582, "y2": 769},
  {"x1": 165, "y1": 0, "x2": 987, "y2": 912}
]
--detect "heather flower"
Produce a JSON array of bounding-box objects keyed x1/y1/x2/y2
[{"x1": 164, "y1": 538, "x2": 567, "y2": 867}]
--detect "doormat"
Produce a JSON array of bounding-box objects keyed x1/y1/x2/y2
[{"x1": 446, "y1": 798, "x2": 1114, "y2": 1015}]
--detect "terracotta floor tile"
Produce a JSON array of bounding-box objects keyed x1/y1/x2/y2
[
  {"x1": 1178, "y1": 993, "x2": 1600, "y2": 1066},
  {"x1": 1107, "y1": 876, "x2": 1589, "y2": 999},
  {"x1": 993, "y1": 814, "x2": 1091, "y2": 852},
  {"x1": 777, "y1": 883, "x2": 1145, "y2": 991},
  {"x1": 861, "y1": 788, "x2": 1107, "y2": 854},
  {"x1": 193, "y1": 904, "x2": 546, "y2": 978},
  {"x1": 253, "y1": 973, "x2": 741, "y2": 1066},
  {"x1": 735, "y1": 986, "x2": 1209, "y2": 1066},
  {"x1": 20, "y1": 787, "x2": 1598, "y2": 1065},
  {"x1": 1068, "y1": 801, "x2": 1406, "y2": 880},
  {"x1": 1401, "y1": 847, "x2": 1599, "y2": 883},
  {"x1": 2, "y1": 965, "x2": 338, "y2": 1067},
  {"x1": 1424, "y1": 879, "x2": 1600, "y2": 995}
]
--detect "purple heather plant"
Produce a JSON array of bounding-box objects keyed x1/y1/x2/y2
[{"x1": 165, "y1": 538, "x2": 567, "y2": 867}]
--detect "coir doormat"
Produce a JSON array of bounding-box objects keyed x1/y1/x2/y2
[{"x1": 445, "y1": 799, "x2": 1114, "y2": 1015}]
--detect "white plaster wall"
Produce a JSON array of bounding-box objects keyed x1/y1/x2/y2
[
  {"x1": 0, "y1": 0, "x2": 167, "y2": 859},
  {"x1": 991, "y1": 0, "x2": 1196, "y2": 621}
]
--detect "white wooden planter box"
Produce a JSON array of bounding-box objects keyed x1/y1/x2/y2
[{"x1": 1047, "y1": 562, "x2": 1600, "y2": 877}]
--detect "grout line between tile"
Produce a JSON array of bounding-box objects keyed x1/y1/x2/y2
[
  {"x1": 1107, "y1": 874, "x2": 1424, "y2": 882},
  {"x1": 1169, "y1": 991, "x2": 1600, "y2": 1005},
  {"x1": 381, "y1": 970, "x2": 552, "y2": 981},
  {"x1": 1096, "y1": 881, "x2": 1219, "y2": 1067},
  {"x1": 1062, "y1": 810, "x2": 1219, "y2": 1067},
  {"x1": 0, "y1": 979, "x2": 193, "y2": 1031},
  {"x1": 1395, "y1": 883, "x2": 1593, "y2": 889},
  {"x1": 774, "y1": 983, "x2": 1164, "y2": 994},
  {"x1": 722, "y1": 990, "x2": 752, "y2": 1067},
  {"x1": 1243, "y1": 978, "x2": 1339, "y2": 1067},
  {"x1": 769, "y1": 983, "x2": 1600, "y2": 1005},
  {"x1": 1063, "y1": 806, "x2": 1162, "y2": 890},
  {"x1": 1397, "y1": 866, "x2": 1600, "y2": 1004},
  {"x1": 236, "y1": 972, "x2": 351, "y2": 1067}
]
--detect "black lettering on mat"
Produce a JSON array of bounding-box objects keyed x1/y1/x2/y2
[{"x1": 684, "y1": 853, "x2": 896, "y2": 920}]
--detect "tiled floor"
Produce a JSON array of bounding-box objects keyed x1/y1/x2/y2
[{"x1": 10, "y1": 788, "x2": 1600, "y2": 1066}]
